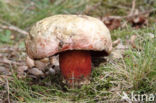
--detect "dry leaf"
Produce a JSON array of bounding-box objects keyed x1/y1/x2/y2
[
  {"x1": 111, "y1": 50, "x2": 123, "y2": 59},
  {"x1": 28, "y1": 68, "x2": 44, "y2": 76},
  {"x1": 35, "y1": 60, "x2": 48, "y2": 71},
  {"x1": 17, "y1": 66, "x2": 28, "y2": 78},
  {"x1": 0, "y1": 66, "x2": 11, "y2": 75},
  {"x1": 128, "y1": 15, "x2": 148, "y2": 28},
  {"x1": 40, "y1": 58, "x2": 49, "y2": 63},
  {"x1": 110, "y1": 42, "x2": 129, "y2": 59},
  {"x1": 102, "y1": 17, "x2": 121, "y2": 30},
  {"x1": 26, "y1": 56, "x2": 35, "y2": 68}
]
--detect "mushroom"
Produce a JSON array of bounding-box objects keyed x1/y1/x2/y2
[{"x1": 25, "y1": 15, "x2": 112, "y2": 86}]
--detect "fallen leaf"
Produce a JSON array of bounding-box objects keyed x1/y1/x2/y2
[
  {"x1": 0, "y1": 57, "x2": 21, "y2": 65},
  {"x1": 102, "y1": 17, "x2": 121, "y2": 30},
  {"x1": 28, "y1": 68, "x2": 44, "y2": 76},
  {"x1": 26, "y1": 56, "x2": 35, "y2": 68},
  {"x1": 0, "y1": 67, "x2": 10, "y2": 75},
  {"x1": 128, "y1": 15, "x2": 148, "y2": 28},
  {"x1": 35, "y1": 60, "x2": 49, "y2": 71},
  {"x1": 110, "y1": 42, "x2": 129, "y2": 59},
  {"x1": 111, "y1": 50, "x2": 123, "y2": 59},
  {"x1": 17, "y1": 66, "x2": 28, "y2": 78}
]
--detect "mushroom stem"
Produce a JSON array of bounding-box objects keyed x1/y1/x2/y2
[{"x1": 59, "y1": 50, "x2": 91, "y2": 85}]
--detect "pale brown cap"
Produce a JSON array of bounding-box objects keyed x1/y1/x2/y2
[{"x1": 26, "y1": 15, "x2": 112, "y2": 59}]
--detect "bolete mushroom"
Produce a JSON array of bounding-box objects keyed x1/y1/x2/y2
[{"x1": 25, "y1": 15, "x2": 112, "y2": 86}]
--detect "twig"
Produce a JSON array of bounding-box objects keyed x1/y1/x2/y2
[
  {"x1": 0, "y1": 58, "x2": 22, "y2": 65},
  {"x1": 5, "y1": 78, "x2": 10, "y2": 103},
  {"x1": 0, "y1": 24, "x2": 28, "y2": 35},
  {"x1": 103, "y1": 9, "x2": 156, "y2": 20},
  {"x1": 121, "y1": 21, "x2": 128, "y2": 28},
  {"x1": 112, "y1": 39, "x2": 121, "y2": 47},
  {"x1": 129, "y1": 0, "x2": 136, "y2": 16}
]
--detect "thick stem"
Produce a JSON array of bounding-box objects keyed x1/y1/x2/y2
[{"x1": 59, "y1": 50, "x2": 91, "y2": 85}]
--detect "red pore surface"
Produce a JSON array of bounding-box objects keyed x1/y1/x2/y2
[{"x1": 59, "y1": 50, "x2": 91, "y2": 83}]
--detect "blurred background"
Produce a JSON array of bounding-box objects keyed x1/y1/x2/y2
[{"x1": 0, "y1": 0, "x2": 156, "y2": 44}]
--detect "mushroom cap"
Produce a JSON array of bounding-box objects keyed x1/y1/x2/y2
[{"x1": 26, "y1": 15, "x2": 112, "y2": 59}]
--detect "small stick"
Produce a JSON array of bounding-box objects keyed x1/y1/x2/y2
[
  {"x1": 0, "y1": 24, "x2": 28, "y2": 35},
  {"x1": 6, "y1": 78, "x2": 10, "y2": 103},
  {"x1": 112, "y1": 39, "x2": 121, "y2": 47},
  {"x1": 0, "y1": 58, "x2": 22, "y2": 65},
  {"x1": 129, "y1": 0, "x2": 136, "y2": 16},
  {"x1": 103, "y1": 9, "x2": 156, "y2": 20}
]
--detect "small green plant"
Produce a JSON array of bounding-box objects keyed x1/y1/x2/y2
[{"x1": 0, "y1": 30, "x2": 13, "y2": 44}]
